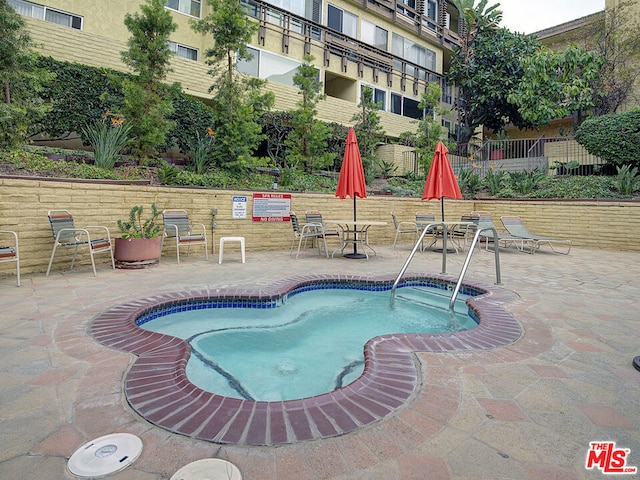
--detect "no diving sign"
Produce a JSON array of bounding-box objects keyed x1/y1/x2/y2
[{"x1": 252, "y1": 193, "x2": 292, "y2": 222}]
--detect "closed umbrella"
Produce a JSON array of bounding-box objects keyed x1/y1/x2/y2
[
  {"x1": 422, "y1": 141, "x2": 462, "y2": 221},
  {"x1": 336, "y1": 128, "x2": 367, "y2": 258}
]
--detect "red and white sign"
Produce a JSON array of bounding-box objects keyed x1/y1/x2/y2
[{"x1": 252, "y1": 193, "x2": 292, "y2": 222}]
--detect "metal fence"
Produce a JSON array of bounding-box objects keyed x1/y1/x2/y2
[{"x1": 401, "y1": 137, "x2": 609, "y2": 178}]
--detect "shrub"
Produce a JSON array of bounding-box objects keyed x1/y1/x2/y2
[
  {"x1": 81, "y1": 115, "x2": 131, "y2": 169},
  {"x1": 457, "y1": 167, "x2": 482, "y2": 196},
  {"x1": 614, "y1": 164, "x2": 639, "y2": 195},
  {"x1": 117, "y1": 204, "x2": 161, "y2": 238},
  {"x1": 575, "y1": 109, "x2": 640, "y2": 167},
  {"x1": 483, "y1": 167, "x2": 506, "y2": 196}
]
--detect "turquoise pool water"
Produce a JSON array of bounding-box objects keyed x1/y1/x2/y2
[{"x1": 139, "y1": 285, "x2": 477, "y2": 401}]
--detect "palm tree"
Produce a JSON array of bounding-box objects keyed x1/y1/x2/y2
[{"x1": 453, "y1": 0, "x2": 502, "y2": 46}]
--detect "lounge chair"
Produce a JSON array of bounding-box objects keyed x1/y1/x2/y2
[
  {"x1": 468, "y1": 212, "x2": 534, "y2": 253},
  {"x1": 289, "y1": 211, "x2": 328, "y2": 259},
  {"x1": 46, "y1": 210, "x2": 115, "y2": 276},
  {"x1": 390, "y1": 212, "x2": 417, "y2": 249},
  {"x1": 500, "y1": 215, "x2": 572, "y2": 255},
  {"x1": 162, "y1": 209, "x2": 209, "y2": 264},
  {"x1": 0, "y1": 230, "x2": 20, "y2": 286}
]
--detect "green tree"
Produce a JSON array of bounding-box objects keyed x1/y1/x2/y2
[
  {"x1": 0, "y1": 0, "x2": 52, "y2": 147},
  {"x1": 352, "y1": 86, "x2": 385, "y2": 182},
  {"x1": 192, "y1": 0, "x2": 274, "y2": 172},
  {"x1": 286, "y1": 55, "x2": 333, "y2": 173},
  {"x1": 120, "y1": 0, "x2": 177, "y2": 161},
  {"x1": 448, "y1": 21, "x2": 539, "y2": 150},
  {"x1": 414, "y1": 83, "x2": 449, "y2": 173},
  {"x1": 582, "y1": 1, "x2": 640, "y2": 115},
  {"x1": 508, "y1": 45, "x2": 605, "y2": 128}
]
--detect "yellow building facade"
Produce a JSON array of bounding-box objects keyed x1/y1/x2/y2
[{"x1": 9, "y1": 0, "x2": 463, "y2": 141}]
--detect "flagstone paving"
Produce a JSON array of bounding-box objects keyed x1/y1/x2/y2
[{"x1": 0, "y1": 244, "x2": 638, "y2": 479}]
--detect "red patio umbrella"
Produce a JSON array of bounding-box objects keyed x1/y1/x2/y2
[
  {"x1": 422, "y1": 141, "x2": 462, "y2": 221},
  {"x1": 336, "y1": 128, "x2": 367, "y2": 258}
]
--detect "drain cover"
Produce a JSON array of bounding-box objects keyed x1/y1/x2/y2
[
  {"x1": 171, "y1": 459, "x2": 242, "y2": 480},
  {"x1": 67, "y1": 433, "x2": 143, "y2": 478}
]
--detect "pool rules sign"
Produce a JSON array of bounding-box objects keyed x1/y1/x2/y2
[{"x1": 252, "y1": 193, "x2": 292, "y2": 222}]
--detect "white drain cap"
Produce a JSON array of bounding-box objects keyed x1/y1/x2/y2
[
  {"x1": 67, "y1": 433, "x2": 143, "y2": 478},
  {"x1": 171, "y1": 458, "x2": 242, "y2": 480}
]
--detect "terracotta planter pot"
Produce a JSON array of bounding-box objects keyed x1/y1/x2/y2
[
  {"x1": 114, "y1": 237, "x2": 162, "y2": 268},
  {"x1": 490, "y1": 149, "x2": 504, "y2": 160}
]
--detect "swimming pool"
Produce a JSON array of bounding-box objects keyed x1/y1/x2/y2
[
  {"x1": 138, "y1": 285, "x2": 477, "y2": 401},
  {"x1": 90, "y1": 275, "x2": 521, "y2": 445}
]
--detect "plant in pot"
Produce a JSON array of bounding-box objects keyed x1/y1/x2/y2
[
  {"x1": 489, "y1": 130, "x2": 508, "y2": 160},
  {"x1": 114, "y1": 204, "x2": 163, "y2": 268}
]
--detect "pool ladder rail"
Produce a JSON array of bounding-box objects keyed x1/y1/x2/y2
[{"x1": 390, "y1": 223, "x2": 502, "y2": 310}]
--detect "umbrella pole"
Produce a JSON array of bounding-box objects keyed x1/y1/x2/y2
[
  {"x1": 344, "y1": 196, "x2": 367, "y2": 259},
  {"x1": 353, "y1": 196, "x2": 358, "y2": 255},
  {"x1": 441, "y1": 200, "x2": 445, "y2": 222}
]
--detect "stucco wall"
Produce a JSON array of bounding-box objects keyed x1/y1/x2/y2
[{"x1": 1, "y1": 178, "x2": 639, "y2": 276}]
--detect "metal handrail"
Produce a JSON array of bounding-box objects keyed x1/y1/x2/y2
[
  {"x1": 448, "y1": 227, "x2": 501, "y2": 310},
  {"x1": 390, "y1": 222, "x2": 443, "y2": 303},
  {"x1": 390, "y1": 225, "x2": 502, "y2": 309}
]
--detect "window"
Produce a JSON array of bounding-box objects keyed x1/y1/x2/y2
[
  {"x1": 168, "y1": 41, "x2": 198, "y2": 61},
  {"x1": 237, "y1": 47, "x2": 302, "y2": 87},
  {"x1": 262, "y1": 0, "x2": 305, "y2": 17},
  {"x1": 397, "y1": 0, "x2": 416, "y2": 18},
  {"x1": 427, "y1": 0, "x2": 437, "y2": 21},
  {"x1": 361, "y1": 20, "x2": 387, "y2": 51},
  {"x1": 8, "y1": 0, "x2": 82, "y2": 29},
  {"x1": 165, "y1": 0, "x2": 200, "y2": 17},
  {"x1": 242, "y1": 0, "x2": 320, "y2": 39},
  {"x1": 327, "y1": 4, "x2": 357, "y2": 37},
  {"x1": 390, "y1": 93, "x2": 422, "y2": 119},
  {"x1": 392, "y1": 33, "x2": 436, "y2": 76},
  {"x1": 361, "y1": 85, "x2": 386, "y2": 111},
  {"x1": 441, "y1": 78, "x2": 453, "y2": 104}
]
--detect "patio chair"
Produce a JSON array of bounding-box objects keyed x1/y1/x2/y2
[
  {"x1": 289, "y1": 211, "x2": 328, "y2": 259},
  {"x1": 500, "y1": 215, "x2": 572, "y2": 255},
  {"x1": 46, "y1": 210, "x2": 115, "y2": 277},
  {"x1": 390, "y1": 212, "x2": 417, "y2": 249},
  {"x1": 162, "y1": 209, "x2": 208, "y2": 264},
  {"x1": 450, "y1": 214, "x2": 478, "y2": 253},
  {"x1": 0, "y1": 230, "x2": 20, "y2": 286},
  {"x1": 305, "y1": 210, "x2": 341, "y2": 240},
  {"x1": 415, "y1": 212, "x2": 438, "y2": 250}
]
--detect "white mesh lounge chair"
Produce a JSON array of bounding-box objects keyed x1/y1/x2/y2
[
  {"x1": 469, "y1": 212, "x2": 534, "y2": 253},
  {"x1": 162, "y1": 209, "x2": 208, "y2": 264},
  {"x1": 500, "y1": 215, "x2": 572, "y2": 255}
]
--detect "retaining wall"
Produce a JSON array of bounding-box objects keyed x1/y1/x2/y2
[{"x1": 1, "y1": 177, "x2": 639, "y2": 275}]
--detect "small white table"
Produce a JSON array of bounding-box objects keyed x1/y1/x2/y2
[
  {"x1": 218, "y1": 236, "x2": 246, "y2": 264},
  {"x1": 323, "y1": 219, "x2": 387, "y2": 259}
]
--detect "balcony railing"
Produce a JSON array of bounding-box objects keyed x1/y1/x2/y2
[{"x1": 242, "y1": 0, "x2": 447, "y2": 93}]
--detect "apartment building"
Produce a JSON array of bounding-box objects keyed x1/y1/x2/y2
[{"x1": 8, "y1": 0, "x2": 462, "y2": 142}]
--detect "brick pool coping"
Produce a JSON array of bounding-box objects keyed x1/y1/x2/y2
[{"x1": 89, "y1": 274, "x2": 521, "y2": 446}]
